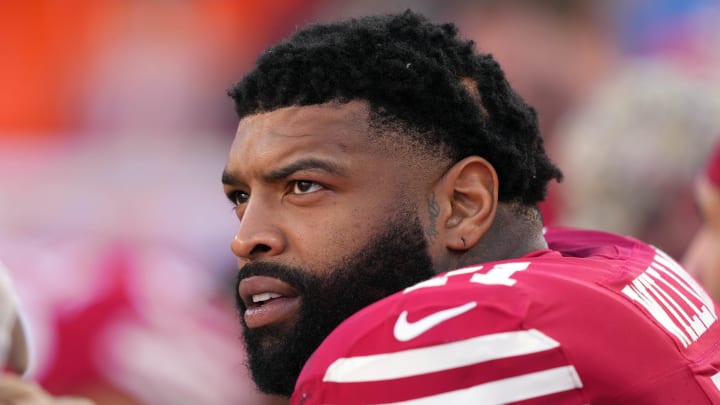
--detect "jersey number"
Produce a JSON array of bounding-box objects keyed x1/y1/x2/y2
[{"x1": 404, "y1": 262, "x2": 531, "y2": 293}]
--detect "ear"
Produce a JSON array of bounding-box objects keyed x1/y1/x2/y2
[{"x1": 436, "y1": 156, "x2": 498, "y2": 251}]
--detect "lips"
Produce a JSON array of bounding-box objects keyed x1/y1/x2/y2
[{"x1": 239, "y1": 275, "x2": 301, "y2": 329}]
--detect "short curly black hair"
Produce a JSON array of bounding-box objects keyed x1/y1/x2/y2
[{"x1": 228, "y1": 10, "x2": 562, "y2": 206}]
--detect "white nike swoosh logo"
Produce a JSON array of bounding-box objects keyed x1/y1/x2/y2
[{"x1": 393, "y1": 301, "x2": 477, "y2": 342}]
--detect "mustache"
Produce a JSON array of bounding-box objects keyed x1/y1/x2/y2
[{"x1": 236, "y1": 261, "x2": 314, "y2": 296}]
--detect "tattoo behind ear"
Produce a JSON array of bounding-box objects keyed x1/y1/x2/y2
[{"x1": 426, "y1": 192, "x2": 440, "y2": 242}]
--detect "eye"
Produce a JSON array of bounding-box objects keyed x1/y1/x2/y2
[
  {"x1": 291, "y1": 180, "x2": 323, "y2": 195},
  {"x1": 228, "y1": 190, "x2": 250, "y2": 207}
]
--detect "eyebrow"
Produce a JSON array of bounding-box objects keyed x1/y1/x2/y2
[
  {"x1": 264, "y1": 158, "x2": 345, "y2": 182},
  {"x1": 221, "y1": 169, "x2": 240, "y2": 186},
  {"x1": 221, "y1": 158, "x2": 345, "y2": 186}
]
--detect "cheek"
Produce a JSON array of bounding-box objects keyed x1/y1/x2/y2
[{"x1": 286, "y1": 204, "x2": 382, "y2": 269}]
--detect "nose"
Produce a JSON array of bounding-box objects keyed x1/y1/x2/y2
[{"x1": 231, "y1": 203, "x2": 287, "y2": 261}]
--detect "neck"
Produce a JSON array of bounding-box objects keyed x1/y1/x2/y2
[{"x1": 438, "y1": 203, "x2": 548, "y2": 272}]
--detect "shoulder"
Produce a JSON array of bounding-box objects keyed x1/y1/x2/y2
[
  {"x1": 302, "y1": 245, "x2": 647, "y2": 358},
  {"x1": 292, "y1": 256, "x2": 593, "y2": 404},
  {"x1": 292, "y1": 229, "x2": 720, "y2": 404}
]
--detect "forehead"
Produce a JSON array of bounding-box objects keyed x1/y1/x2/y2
[
  {"x1": 237, "y1": 101, "x2": 370, "y2": 150},
  {"x1": 226, "y1": 101, "x2": 386, "y2": 175}
]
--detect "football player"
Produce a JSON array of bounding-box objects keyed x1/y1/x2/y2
[{"x1": 223, "y1": 10, "x2": 720, "y2": 404}]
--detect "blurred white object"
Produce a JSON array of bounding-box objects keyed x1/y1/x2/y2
[{"x1": 0, "y1": 259, "x2": 29, "y2": 374}]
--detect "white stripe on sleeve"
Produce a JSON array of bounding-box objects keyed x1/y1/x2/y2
[
  {"x1": 323, "y1": 329, "x2": 560, "y2": 383},
  {"x1": 377, "y1": 366, "x2": 583, "y2": 405}
]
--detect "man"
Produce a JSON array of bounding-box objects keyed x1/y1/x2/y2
[
  {"x1": 223, "y1": 11, "x2": 720, "y2": 404},
  {"x1": 684, "y1": 140, "x2": 720, "y2": 302}
]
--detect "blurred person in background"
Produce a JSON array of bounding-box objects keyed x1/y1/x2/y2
[
  {"x1": 684, "y1": 140, "x2": 720, "y2": 302},
  {"x1": 554, "y1": 60, "x2": 720, "y2": 260}
]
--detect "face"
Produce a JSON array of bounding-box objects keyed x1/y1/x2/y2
[{"x1": 222, "y1": 101, "x2": 439, "y2": 396}]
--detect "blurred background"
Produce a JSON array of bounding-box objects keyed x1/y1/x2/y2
[{"x1": 1, "y1": 1, "x2": 719, "y2": 404}]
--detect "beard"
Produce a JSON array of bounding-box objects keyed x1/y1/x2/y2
[{"x1": 235, "y1": 211, "x2": 434, "y2": 397}]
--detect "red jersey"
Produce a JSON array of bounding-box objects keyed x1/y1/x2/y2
[{"x1": 291, "y1": 228, "x2": 720, "y2": 404}]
